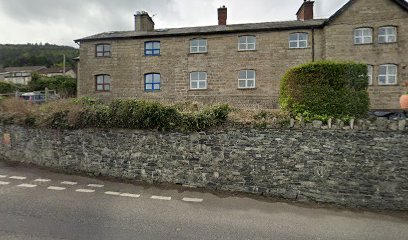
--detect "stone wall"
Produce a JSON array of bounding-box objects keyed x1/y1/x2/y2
[{"x1": 1, "y1": 124, "x2": 408, "y2": 210}]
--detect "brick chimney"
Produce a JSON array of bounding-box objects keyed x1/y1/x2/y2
[
  {"x1": 218, "y1": 6, "x2": 227, "y2": 25},
  {"x1": 134, "y1": 11, "x2": 155, "y2": 32},
  {"x1": 296, "y1": 0, "x2": 314, "y2": 21}
]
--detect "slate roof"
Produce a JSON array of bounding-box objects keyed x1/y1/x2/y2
[
  {"x1": 1, "y1": 66, "x2": 46, "y2": 73},
  {"x1": 37, "y1": 67, "x2": 73, "y2": 74},
  {"x1": 326, "y1": 0, "x2": 408, "y2": 24},
  {"x1": 74, "y1": 19, "x2": 327, "y2": 42},
  {"x1": 74, "y1": 0, "x2": 408, "y2": 43}
]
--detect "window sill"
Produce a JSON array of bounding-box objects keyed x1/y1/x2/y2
[
  {"x1": 238, "y1": 87, "x2": 257, "y2": 90},
  {"x1": 95, "y1": 56, "x2": 111, "y2": 58},
  {"x1": 144, "y1": 90, "x2": 161, "y2": 92},
  {"x1": 144, "y1": 55, "x2": 161, "y2": 57},
  {"x1": 189, "y1": 52, "x2": 208, "y2": 55},
  {"x1": 238, "y1": 49, "x2": 257, "y2": 52},
  {"x1": 188, "y1": 88, "x2": 208, "y2": 91},
  {"x1": 377, "y1": 83, "x2": 398, "y2": 86},
  {"x1": 354, "y1": 43, "x2": 373, "y2": 46},
  {"x1": 95, "y1": 91, "x2": 111, "y2": 93},
  {"x1": 288, "y1": 47, "x2": 310, "y2": 50},
  {"x1": 378, "y1": 41, "x2": 398, "y2": 45}
]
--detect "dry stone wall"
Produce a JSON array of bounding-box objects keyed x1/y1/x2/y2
[{"x1": 1, "y1": 124, "x2": 407, "y2": 210}]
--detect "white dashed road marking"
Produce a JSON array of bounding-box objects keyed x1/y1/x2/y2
[
  {"x1": 0, "y1": 181, "x2": 10, "y2": 185},
  {"x1": 87, "y1": 184, "x2": 104, "y2": 188},
  {"x1": 34, "y1": 179, "x2": 51, "y2": 182},
  {"x1": 0, "y1": 175, "x2": 7, "y2": 178},
  {"x1": 182, "y1": 197, "x2": 204, "y2": 203},
  {"x1": 151, "y1": 195, "x2": 171, "y2": 201},
  {"x1": 61, "y1": 181, "x2": 77, "y2": 185},
  {"x1": 9, "y1": 176, "x2": 27, "y2": 180},
  {"x1": 75, "y1": 189, "x2": 95, "y2": 193},
  {"x1": 47, "y1": 186, "x2": 66, "y2": 191},
  {"x1": 17, "y1": 184, "x2": 37, "y2": 188},
  {"x1": 105, "y1": 191, "x2": 121, "y2": 196},
  {"x1": 120, "y1": 193, "x2": 140, "y2": 198}
]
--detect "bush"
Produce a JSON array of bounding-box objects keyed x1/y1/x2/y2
[
  {"x1": 29, "y1": 73, "x2": 77, "y2": 98},
  {"x1": 280, "y1": 61, "x2": 370, "y2": 120},
  {"x1": 0, "y1": 81, "x2": 30, "y2": 94},
  {"x1": 0, "y1": 98, "x2": 231, "y2": 131}
]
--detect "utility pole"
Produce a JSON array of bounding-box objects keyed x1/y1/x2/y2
[{"x1": 63, "y1": 54, "x2": 66, "y2": 76}]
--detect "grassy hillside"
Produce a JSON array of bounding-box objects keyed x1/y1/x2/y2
[{"x1": 0, "y1": 43, "x2": 79, "y2": 69}]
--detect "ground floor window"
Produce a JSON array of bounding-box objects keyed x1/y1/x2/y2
[
  {"x1": 378, "y1": 64, "x2": 397, "y2": 85},
  {"x1": 95, "y1": 74, "x2": 111, "y2": 91},
  {"x1": 238, "y1": 70, "x2": 256, "y2": 89},
  {"x1": 144, "y1": 73, "x2": 161, "y2": 91},
  {"x1": 190, "y1": 72, "x2": 207, "y2": 89}
]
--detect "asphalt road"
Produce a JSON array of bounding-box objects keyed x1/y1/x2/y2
[{"x1": 0, "y1": 161, "x2": 407, "y2": 240}]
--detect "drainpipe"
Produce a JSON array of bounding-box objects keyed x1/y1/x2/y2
[{"x1": 312, "y1": 28, "x2": 315, "y2": 62}]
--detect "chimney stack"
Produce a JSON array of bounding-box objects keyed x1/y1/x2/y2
[
  {"x1": 134, "y1": 11, "x2": 155, "y2": 32},
  {"x1": 296, "y1": 0, "x2": 314, "y2": 21},
  {"x1": 218, "y1": 6, "x2": 227, "y2": 25}
]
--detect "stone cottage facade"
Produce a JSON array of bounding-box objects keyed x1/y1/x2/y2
[{"x1": 75, "y1": 0, "x2": 408, "y2": 110}]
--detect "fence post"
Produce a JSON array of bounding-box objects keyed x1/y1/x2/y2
[
  {"x1": 15, "y1": 90, "x2": 19, "y2": 99},
  {"x1": 45, "y1": 88, "x2": 49, "y2": 102}
]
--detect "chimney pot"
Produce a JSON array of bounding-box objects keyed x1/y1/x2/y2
[
  {"x1": 218, "y1": 6, "x2": 227, "y2": 25},
  {"x1": 296, "y1": 0, "x2": 314, "y2": 21}
]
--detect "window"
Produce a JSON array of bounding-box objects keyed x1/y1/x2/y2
[
  {"x1": 190, "y1": 72, "x2": 207, "y2": 90},
  {"x1": 238, "y1": 36, "x2": 256, "y2": 51},
  {"x1": 289, "y1": 33, "x2": 308, "y2": 49},
  {"x1": 190, "y1": 39, "x2": 207, "y2": 53},
  {"x1": 379, "y1": 64, "x2": 397, "y2": 85},
  {"x1": 367, "y1": 65, "x2": 373, "y2": 85},
  {"x1": 96, "y1": 44, "x2": 111, "y2": 57},
  {"x1": 144, "y1": 73, "x2": 161, "y2": 91},
  {"x1": 379, "y1": 26, "x2": 397, "y2": 43},
  {"x1": 95, "y1": 75, "x2": 111, "y2": 91},
  {"x1": 145, "y1": 41, "x2": 160, "y2": 56},
  {"x1": 354, "y1": 28, "x2": 373, "y2": 44},
  {"x1": 238, "y1": 70, "x2": 256, "y2": 89}
]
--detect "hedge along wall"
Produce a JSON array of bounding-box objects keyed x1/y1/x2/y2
[
  {"x1": 280, "y1": 61, "x2": 370, "y2": 120},
  {"x1": 1, "y1": 124, "x2": 408, "y2": 210}
]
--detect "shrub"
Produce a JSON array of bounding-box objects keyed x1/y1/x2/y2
[
  {"x1": 280, "y1": 61, "x2": 370, "y2": 120},
  {"x1": 29, "y1": 73, "x2": 77, "y2": 98},
  {"x1": 2, "y1": 98, "x2": 232, "y2": 131}
]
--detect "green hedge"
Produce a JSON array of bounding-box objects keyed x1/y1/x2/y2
[
  {"x1": 0, "y1": 81, "x2": 30, "y2": 94},
  {"x1": 47, "y1": 99, "x2": 231, "y2": 132},
  {"x1": 279, "y1": 61, "x2": 370, "y2": 121}
]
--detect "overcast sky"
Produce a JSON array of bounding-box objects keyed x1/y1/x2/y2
[{"x1": 0, "y1": 0, "x2": 350, "y2": 47}]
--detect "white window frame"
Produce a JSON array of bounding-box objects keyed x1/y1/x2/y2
[
  {"x1": 367, "y1": 65, "x2": 373, "y2": 85},
  {"x1": 354, "y1": 28, "x2": 373, "y2": 44},
  {"x1": 289, "y1": 33, "x2": 308, "y2": 49},
  {"x1": 378, "y1": 26, "x2": 397, "y2": 43},
  {"x1": 238, "y1": 36, "x2": 256, "y2": 51},
  {"x1": 190, "y1": 39, "x2": 207, "y2": 53},
  {"x1": 378, "y1": 64, "x2": 397, "y2": 85},
  {"x1": 238, "y1": 70, "x2": 256, "y2": 89},
  {"x1": 190, "y1": 72, "x2": 207, "y2": 90}
]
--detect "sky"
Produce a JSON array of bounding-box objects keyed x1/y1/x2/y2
[{"x1": 0, "y1": 0, "x2": 350, "y2": 47}]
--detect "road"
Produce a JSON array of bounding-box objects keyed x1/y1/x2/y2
[{"x1": 0, "y1": 160, "x2": 407, "y2": 240}]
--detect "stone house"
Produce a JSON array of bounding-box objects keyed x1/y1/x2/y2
[
  {"x1": 74, "y1": 0, "x2": 408, "y2": 110},
  {"x1": 0, "y1": 66, "x2": 47, "y2": 85},
  {"x1": 37, "y1": 67, "x2": 77, "y2": 79}
]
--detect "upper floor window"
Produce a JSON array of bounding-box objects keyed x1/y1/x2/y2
[
  {"x1": 96, "y1": 44, "x2": 111, "y2": 57},
  {"x1": 289, "y1": 33, "x2": 308, "y2": 49},
  {"x1": 367, "y1": 65, "x2": 373, "y2": 85},
  {"x1": 379, "y1": 26, "x2": 397, "y2": 43},
  {"x1": 190, "y1": 72, "x2": 207, "y2": 90},
  {"x1": 354, "y1": 28, "x2": 372, "y2": 44},
  {"x1": 144, "y1": 73, "x2": 161, "y2": 91},
  {"x1": 379, "y1": 64, "x2": 397, "y2": 85},
  {"x1": 145, "y1": 41, "x2": 160, "y2": 56},
  {"x1": 95, "y1": 74, "x2": 111, "y2": 91},
  {"x1": 238, "y1": 70, "x2": 256, "y2": 89},
  {"x1": 190, "y1": 39, "x2": 207, "y2": 53},
  {"x1": 238, "y1": 36, "x2": 256, "y2": 51}
]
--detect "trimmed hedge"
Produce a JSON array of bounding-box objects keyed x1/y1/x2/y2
[
  {"x1": 44, "y1": 99, "x2": 231, "y2": 132},
  {"x1": 279, "y1": 61, "x2": 370, "y2": 121}
]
